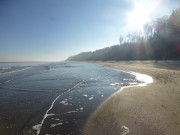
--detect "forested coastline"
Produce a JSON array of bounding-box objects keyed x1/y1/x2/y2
[{"x1": 67, "y1": 8, "x2": 180, "y2": 61}]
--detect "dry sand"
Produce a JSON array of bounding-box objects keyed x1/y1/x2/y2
[{"x1": 83, "y1": 61, "x2": 180, "y2": 135}]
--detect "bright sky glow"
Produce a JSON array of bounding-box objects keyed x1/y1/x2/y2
[
  {"x1": 127, "y1": 1, "x2": 150, "y2": 31},
  {"x1": 0, "y1": 0, "x2": 179, "y2": 62}
]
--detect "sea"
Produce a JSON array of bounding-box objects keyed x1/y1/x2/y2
[{"x1": 0, "y1": 61, "x2": 141, "y2": 135}]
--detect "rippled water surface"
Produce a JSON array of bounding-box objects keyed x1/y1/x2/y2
[{"x1": 0, "y1": 62, "x2": 138, "y2": 135}]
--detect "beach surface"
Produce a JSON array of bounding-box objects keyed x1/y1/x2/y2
[{"x1": 83, "y1": 61, "x2": 180, "y2": 135}]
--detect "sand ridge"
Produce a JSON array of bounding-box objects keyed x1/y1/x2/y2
[{"x1": 83, "y1": 61, "x2": 180, "y2": 135}]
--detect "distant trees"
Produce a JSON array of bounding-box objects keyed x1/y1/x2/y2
[
  {"x1": 119, "y1": 35, "x2": 124, "y2": 45},
  {"x1": 144, "y1": 22, "x2": 153, "y2": 38},
  {"x1": 123, "y1": 31, "x2": 144, "y2": 43},
  {"x1": 169, "y1": 8, "x2": 180, "y2": 35},
  {"x1": 126, "y1": 32, "x2": 131, "y2": 43},
  {"x1": 67, "y1": 8, "x2": 180, "y2": 61}
]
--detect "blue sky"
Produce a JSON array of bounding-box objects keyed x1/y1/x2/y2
[{"x1": 0, "y1": 0, "x2": 180, "y2": 62}]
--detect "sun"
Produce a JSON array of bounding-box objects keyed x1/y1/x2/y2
[{"x1": 127, "y1": 1, "x2": 150, "y2": 31}]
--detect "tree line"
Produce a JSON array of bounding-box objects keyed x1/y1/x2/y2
[{"x1": 67, "y1": 8, "x2": 180, "y2": 61}]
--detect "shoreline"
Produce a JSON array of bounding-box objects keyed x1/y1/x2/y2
[{"x1": 83, "y1": 61, "x2": 180, "y2": 135}]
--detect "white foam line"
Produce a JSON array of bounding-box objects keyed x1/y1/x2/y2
[
  {"x1": 130, "y1": 72, "x2": 153, "y2": 86},
  {"x1": 66, "y1": 110, "x2": 78, "y2": 114},
  {"x1": 0, "y1": 66, "x2": 32, "y2": 75},
  {"x1": 0, "y1": 67, "x2": 11, "y2": 70},
  {"x1": 0, "y1": 86, "x2": 62, "y2": 92},
  {"x1": 103, "y1": 66, "x2": 153, "y2": 86},
  {"x1": 33, "y1": 80, "x2": 86, "y2": 135},
  {"x1": 50, "y1": 122, "x2": 63, "y2": 128},
  {"x1": 89, "y1": 97, "x2": 94, "y2": 100},
  {"x1": 120, "y1": 70, "x2": 153, "y2": 86},
  {"x1": 83, "y1": 94, "x2": 88, "y2": 97},
  {"x1": 66, "y1": 107, "x2": 83, "y2": 114}
]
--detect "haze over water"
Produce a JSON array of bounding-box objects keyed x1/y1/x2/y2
[{"x1": 0, "y1": 62, "x2": 139, "y2": 135}]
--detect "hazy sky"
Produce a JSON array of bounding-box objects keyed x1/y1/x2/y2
[{"x1": 0, "y1": 0, "x2": 180, "y2": 62}]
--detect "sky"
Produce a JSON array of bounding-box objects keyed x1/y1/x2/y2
[{"x1": 0, "y1": 0, "x2": 180, "y2": 62}]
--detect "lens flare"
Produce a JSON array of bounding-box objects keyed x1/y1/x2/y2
[{"x1": 127, "y1": 0, "x2": 151, "y2": 31}]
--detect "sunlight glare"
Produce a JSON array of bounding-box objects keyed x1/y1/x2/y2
[{"x1": 127, "y1": 1, "x2": 150, "y2": 31}]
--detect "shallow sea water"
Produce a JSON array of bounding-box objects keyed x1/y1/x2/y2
[{"x1": 0, "y1": 62, "x2": 139, "y2": 135}]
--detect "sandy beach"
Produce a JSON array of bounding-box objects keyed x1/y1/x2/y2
[{"x1": 83, "y1": 61, "x2": 180, "y2": 135}]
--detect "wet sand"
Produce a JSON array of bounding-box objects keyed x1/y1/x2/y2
[{"x1": 83, "y1": 61, "x2": 180, "y2": 135}]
